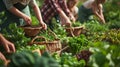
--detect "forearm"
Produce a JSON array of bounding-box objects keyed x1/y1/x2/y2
[
  {"x1": 32, "y1": 4, "x2": 44, "y2": 23},
  {"x1": 0, "y1": 52, "x2": 6, "y2": 62},
  {"x1": 100, "y1": 12, "x2": 105, "y2": 22},
  {"x1": 59, "y1": 0, "x2": 71, "y2": 17},
  {"x1": 0, "y1": 34, "x2": 4, "y2": 42},
  {"x1": 8, "y1": 7, "x2": 26, "y2": 18},
  {"x1": 59, "y1": 10, "x2": 70, "y2": 21},
  {"x1": 95, "y1": 14, "x2": 105, "y2": 24},
  {"x1": 0, "y1": 34, "x2": 6, "y2": 45},
  {"x1": 96, "y1": 12, "x2": 105, "y2": 23},
  {"x1": 49, "y1": 0, "x2": 71, "y2": 26},
  {"x1": 94, "y1": 12, "x2": 103, "y2": 21},
  {"x1": 92, "y1": 6, "x2": 103, "y2": 22},
  {"x1": 95, "y1": 5, "x2": 105, "y2": 23}
]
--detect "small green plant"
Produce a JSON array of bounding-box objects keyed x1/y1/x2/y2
[
  {"x1": 2, "y1": 23, "x2": 30, "y2": 48},
  {"x1": 68, "y1": 34, "x2": 90, "y2": 54},
  {"x1": 72, "y1": 21, "x2": 82, "y2": 27},
  {"x1": 17, "y1": 44, "x2": 46, "y2": 52}
]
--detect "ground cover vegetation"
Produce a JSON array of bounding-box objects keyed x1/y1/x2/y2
[{"x1": 0, "y1": 0, "x2": 120, "y2": 67}]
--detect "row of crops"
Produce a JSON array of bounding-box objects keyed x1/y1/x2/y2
[{"x1": 0, "y1": 0, "x2": 120, "y2": 67}]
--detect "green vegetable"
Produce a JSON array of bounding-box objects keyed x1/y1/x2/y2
[{"x1": 8, "y1": 51, "x2": 37, "y2": 67}]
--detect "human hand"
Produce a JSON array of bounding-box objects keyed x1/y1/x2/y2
[
  {"x1": 65, "y1": 19, "x2": 72, "y2": 27},
  {"x1": 0, "y1": 52, "x2": 11, "y2": 66},
  {"x1": 0, "y1": 34, "x2": 15, "y2": 53},
  {"x1": 69, "y1": 14, "x2": 76, "y2": 22},
  {"x1": 0, "y1": 52, "x2": 6, "y2": 62},
  {"x1": 100, "y1": 18, "x2": 105, "y2": 24},
  {"x1": 2, "y1": 40, "x2": 15, "y2": 53},
  {"x1": 23, "y1": 15, "x2": 32, "y2": 25},
  {"x1": 40, "y1": 22, "x2": 47, "y2": 30},
  {"x1": 60, "y1": 16, "x2": 71, "y2": 27}
]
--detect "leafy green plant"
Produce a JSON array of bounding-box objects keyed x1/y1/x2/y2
[
  {"x1": 38, "y1": 30, "x2": 57, "y2": 41},
  {"x1": 0, "y1": 59, "x2": 4, "y2": 67},
  {"x1": 84, "y1": 20, "x2": 109, "y2": 32},
  {"x1": 31, "y1": 16, "x2": 39, "y2": 25},
  {"x1": 108, "y1": 21, "x2": 120, "y2": 29},
  {"x1": 52, "y1": 22, "x2": 67, "y2": 38},
  {"x1": 68, "y1": 34, "x2": 90, "y2": 54},
  {"x1": 88, "y1": 41, "x2": 120, "y2": 67},
  {"x1": 91, "y1": 29, "x2": 120, "y2": 44},
  {"x1": 72, "y1": 21, "x2": 82, "y2": 27},
  {"x1": 54, "y1": 52, "x2": 86, "y2": 67},
  {"x1": 17, "y1": 44, "x2": 46, "y2": 52},
  {"x1": 2, "y1": 23, "x2": 30, "y2": 48},
  {"x1": 8, "y1": 51, "x2": 59, "y2": 67}
]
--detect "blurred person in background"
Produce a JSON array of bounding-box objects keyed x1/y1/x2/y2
[
  {"x1": 40, "y1": 0, "x2": 75, "y2": 30},
  {"x1": 67, "y1": 0, "x2": 79, "y2": 21},
  {"x1": 78, "y1": 0, "x2": 106, "y2": 24}
]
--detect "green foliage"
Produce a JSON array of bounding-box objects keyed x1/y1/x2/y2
[
  {"x1": 84, "y1": 20, "x2": 109, "y2": 32},
  {"x1": 2, "y1": 23, "x2": 30, "y2": 48},
  {"x1": 38, "y1": 29, "x2": 58, "y2": 41},
  {"x1": 17, "y1": 44, "x2": 46, "y2": 52},
  {"x1": 110, "y1": 45, "x2": 120, "y2": 66},
  {"x1": 104, "y1": 0, "x2": 120, "y2": 22},
  {"x1": 105, "y1": 11, "x2": 120, "y2": 22},
  {"x1": 56, "y1": 52, "x2": 86, "y2": 67},
  {"x1": 108, "y1": 21, "x2": 120, "y2": 29},
  {"x1": 89, "y1": 52, "x2": 109, "y2": 67},
  {"x1": 68, "y1": 34, "x2": 90, "y2": 54},
  {"x1": 31, "y1": 16, "x2": 39, "y2": 25},
  {"x1": 88, "y1": 41, "x2": 120, "y2": 67},
  {"x1": 0, "y1": 11, "x2": 5, "y2": 24},
  {"x1": 72, "y1": 21, "x2": 82, "y2": 27},
  {"x1": 34, "y1": 52, "x2": 59, "y2": 67},
  {"x1": 8, "y1": 51, "x2": 59, "y2": 67},
  {"x1": 52, "y1": 22, "x2": 67, "y2": 39},
  {"x1": 8, "y1": 51, "x2": 39, "y2": 67},
  {"x1": 0, "y1": 59, "x2": 4, "y2": 67},
  {"x1": 36, "y1": 0, "x2": 44, "y2": 7},
  {"x1": 1, "y1": 1, "x2": 120, "y2": 66},
  {"x1": 89, "y1": 29, "x2": 120, "y2": 44}
]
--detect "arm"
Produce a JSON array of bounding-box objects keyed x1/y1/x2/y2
[
  {"x1": 74, "y1": 6, "x2": 79, "y2": 21},
  {"x1": 8, "y1": 7, "x2": 32, "y2": 25},
  {"x1": 3, "y1": 0, "x2": 32, "y2": 25},
  {"x1": 49, "y1": 0, "x2": 71, "y2": 26},
  {"x1": 0, "y1": 34, "x2": 15, "y2": 53},
  {"x1": 92, "y1": 4, "x2": 105, "y2": 24},
  {"x1": 32, "y1": 4, "x2": 47, "y2": 30},
  {"x1": 99, "y1": 5, "x2": 105, "y2": 23},
  {"x1": 0, "y1": 52, "x2": 6, "y2": 62},
  {"x1": 59, "y1": 11, "x2": 71, "y2": 26},
  {"x1": 59, "y1": 0, "x2": 75, "y2": 22}
]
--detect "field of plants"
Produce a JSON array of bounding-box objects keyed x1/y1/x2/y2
[{"x1": 0, "y1": 0, "x2": 120, "y2": 67}]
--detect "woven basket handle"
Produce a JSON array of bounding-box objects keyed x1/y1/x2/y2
[
  {"x1": 69, "y1": 27, "x2": 75, "y2": 37},
  {"x1": 67, "y1": 25, "x2": 85, "y2": 37},
  {"x1": 48, "y1": 30, "x2": 58, "y2": 39},
  {"x1": 30, "y1": 36, "x2": 47, "y2": 45}
]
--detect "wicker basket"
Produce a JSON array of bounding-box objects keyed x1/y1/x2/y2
[
  {"x1": 29, "y1": 30, "x2": 61, "y2": 54},
  {"x1": 20, "y1": 25, "x2": 42, "y2": 37},
  {"x1": 65, "y1": 26, "x2": 85, "y2": 37}
]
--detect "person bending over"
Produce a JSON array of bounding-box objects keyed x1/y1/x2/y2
[{"x1": 78, "y1": 0, "x2": 106, "y2": 24}]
